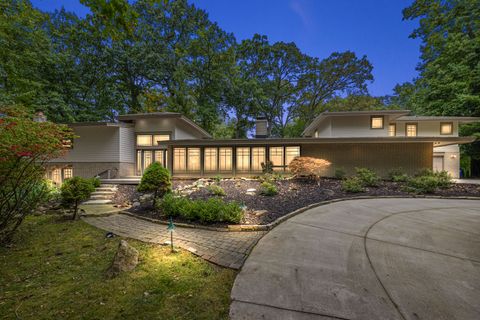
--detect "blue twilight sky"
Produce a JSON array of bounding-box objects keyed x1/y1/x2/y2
[{"x1": 31, "y1": 0, "x2": 421, "y2": 96}]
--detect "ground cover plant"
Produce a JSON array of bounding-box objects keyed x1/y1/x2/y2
[{"x1": 0, "y1": 215, "x2": 235, "y2": 319}]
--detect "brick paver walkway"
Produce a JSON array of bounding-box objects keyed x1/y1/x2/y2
[{"x1": 83, "y1": 214, "x2": 266, "y2": 269}]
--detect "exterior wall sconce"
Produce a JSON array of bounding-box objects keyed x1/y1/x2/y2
[{"x1": 450, "y1": 154, "x2": 457, "y2": 159}]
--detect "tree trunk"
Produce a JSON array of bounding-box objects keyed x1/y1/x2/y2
[
  {"x1": 152, "y1": 190, "x2": 157, "y2": 208},
  {"x1": 72, "y1": 200, "x2": 78, "y2": 220}
]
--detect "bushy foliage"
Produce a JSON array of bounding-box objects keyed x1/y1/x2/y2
[
  {"x1": 342, "y1": 177, "x2": 365, "y2": 193},
  {"x1": 137, "y1": 163, "x2": 172, "y2": 206},
  {"x1": 261, "y1": 161, "x2": 274, "y2": 174},
  {"x1": 387, "y1": 168, "x2": 409, "y2": 182},
  {"x1": 334, "y1": 168, "x2": 346, "y2": 179},
  {"x1": 288, "y1": 157, "x2": 331, "y2": 180},
  {"x1": 61, "y1": 177, "x2": 95, "y2": 220},
  {"x1": 406, "y1": 170, "x2": 452, "y2": 194},
  {"x1": 158, "y1": 194, "x2": 243, "y2": 224},
  {"x1": 0, "y1": 114, "x2": 73, "y2": 244},
  {"x1": 89, "y1": 177, "x2": 101, "y2": 188},
  {"x1": 208, "y1": 184, "x2": 226, "y2": 196},
  {"x1": 355, "y1": 167, "x2": 379, "y2": 187},
  {"x1": 259, "y1": 181, "x2": 278, "y2": 196}
]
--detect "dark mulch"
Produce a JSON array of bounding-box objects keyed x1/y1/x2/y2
[{"x1": 116, "y1": 178, "x2": 480, "y2": 225}]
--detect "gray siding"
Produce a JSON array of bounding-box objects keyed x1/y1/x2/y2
[
  {"x1": 119, "y1": 126, "x2": 135, "y2": 163},
  {"x1": 51, "y1": 126, "x2": 121, "y2": 162}
]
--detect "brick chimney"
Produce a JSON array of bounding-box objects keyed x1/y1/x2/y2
[
  {"x1": 33, "y1": 111, "x2": 47, "y2": 122},
  {"x1": 255, "y1": 117, "x2": 268, "y2": 138}
]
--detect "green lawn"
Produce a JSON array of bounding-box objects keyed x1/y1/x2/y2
[{"x1": 0, "y1": 215, "x2": 236, "y2": 320}]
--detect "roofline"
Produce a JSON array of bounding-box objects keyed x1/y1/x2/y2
[
  {"x1": 117, "y1": 112, "x2": 212, "y2": 138},
  {"x1": 395, "y1": 116, "x2": 480, "y2": 123},
  {"x1": 65, "y1": 122, "x2": 133, "y2": 128},
  {"x1": 301, "y1": 110, "x2": 411, "y2": 136},
  {"x1": 156, "y1": 136, "x2": 475, "y2": 147}
]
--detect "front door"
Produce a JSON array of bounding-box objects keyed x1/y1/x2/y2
[
  {"x1": 433, "y1": 156, "x2": 444, "y2": 172},
  {"x1": 136, "y1": 150, "x2": 167, "y2": 175}
]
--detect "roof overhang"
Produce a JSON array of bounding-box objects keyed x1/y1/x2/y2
[
  {"x1": 302, "y1": 110, "x2": 411, "y2": 137},
  {"x1": 157, "y1": 136, "x2": 476, "y2": 147},
  {"x1": 395, "y1": 116, "x2": 480, "y2": 123},
  {"x1": 118, "y1": 112, "x2": 212, "y2": 138},
  {"x1": 65, "y1": 122, "x2": 133, "y2": 128}
]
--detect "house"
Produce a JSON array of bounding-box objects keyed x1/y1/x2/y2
[{"x1": 44, "y1": 110, "x2": 479, "y2": 184}]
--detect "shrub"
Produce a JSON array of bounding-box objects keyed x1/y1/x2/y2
[
  {"x1": 355, "y1": 167, "x2": 379, "y2": 187},
  {"x1": 61, "y1": 177, "x2": 95, "y2": 220},
  {"x1": 89, "y1": 176, "x2": 101, "y2": 188},
  {"x1": 208, "y1": 184, "x2": 226, "y2": 196},
  {"x1": 157, "y1": 194, "x2": 243, "y2": 224},
  {"x1": 288, "y1": 157, "x2": 331, "y2": 180},
  {"x1": 261, "y1": 160, "x2": 274, "y2": 174},
  {"x1": 406, "y1": 169, "x2": 452, "y2": 193},
  {"x1": 0, "y1": 113, "x2": 74, "y2": 244},
  {"x1": 388, "y1": 168, "x2": 409, "y2": 182},
  {"x1": 334, "y1": 168, "x2": 346, "y2": 179},
  {"x1": 137, "y1": 162, "x2": 172, "y2": 207},
  {"x1": 342, "y1": 177, "x2": 365, "y2": 193},
  {"x1": 259, "y1": 181, "x2": 278, "y2": 196},
  {"x1": 213, "y1": 175, "x2": 222, "y2": 183}
]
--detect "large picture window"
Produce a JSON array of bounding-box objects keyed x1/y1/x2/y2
[
  {"x1": 219, "y1": 148, "x2": 232, "y2": 171},
  {"x1": 173, "y1": 148, "x2": 186, "y2": 172},
  {"x1": 136, "y1": 135, "x2": 152, "y2": 146},
  {"x1": 153, "y1": 134, "x2": 170, "y2": 144},
  {"x1": 252, "y1": 147, "x2": 266, "y2": 171},
  {"x1": 154, "y1": 150, "x2": 165, "y2": 167},
  {"x1": 236, "y1": 147, "x2": 250, "y2": 171},
  {"x1": 187, "y1": 148, "x2": 200, "y2": 171},
  {"x1": 204, "y1": 148, "x2": 218, "y2": 172},
  {"x1": 269, "y1": 147, "x2": 284, "y2": 169},
  {"x1": 285, "y1": 146, "x2": 300, "y2": 166}
]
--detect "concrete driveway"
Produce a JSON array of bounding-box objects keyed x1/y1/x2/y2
[{"x1": 230, "y1": 198, "x2": 480, "y2": 320}]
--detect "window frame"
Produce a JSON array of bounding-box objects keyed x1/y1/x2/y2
[
  {"x1": 405, "y1": 123, "x2": 418, "y2": 137},
  {"x1": 440, "y1": 122, "x2": 453, "y2": 135},
  {"x1": 370, "y1": 115, "x2": 384, "y2": 129},
  {"x1": 388, "y1": 123, "x2": 396, "y2": 137},
  {"x1": 136, "y1": 132, "x2": 172, "y2": 147}
]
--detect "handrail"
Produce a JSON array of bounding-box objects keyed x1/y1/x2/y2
[{"x1": 95, "y1": 168, "x2": 118, "y2": 179}]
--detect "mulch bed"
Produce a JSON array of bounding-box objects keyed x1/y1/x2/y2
[{"x1": 115, "y1": 178, "x2": 480, "y2": 226}]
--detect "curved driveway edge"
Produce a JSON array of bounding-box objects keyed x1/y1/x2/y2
[{"x1": 230, "y1": 198, "x2": 480, "y2": 320}]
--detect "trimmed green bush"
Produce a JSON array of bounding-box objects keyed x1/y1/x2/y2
[
  {"x1": 137, "y1": 162, "x2": 172, "y2": 206},
  {"x1": 355, "y1": 167, "x2": 379, "y2": 187},
  {"x1": 259, "y1": 181, "x2": 278, "y2": 196},
  {"x1": 334, "y1": 168, "x2": 346, "y2": 179},
  {"x1": 157, "y1": 194, "x2": 243, "y2": 224},
  {"x1": 89, "y1": 177, "x2": 101, "y2": 188},
  {"x1": 342, "y1": 177, "x2": 365, "y2": 193},
  {"x1": 61, "y1": 177, "x2": 95, "y2": 220},
  {"x1": 406, "y1": 169, "x2": 452, "y2": 193},
  {"x1": 261, "y1": 160, "x2": 274, "y2": 174},
  {"x1": 387, "y1": 168, "x2": 409, "y2": 182},
  {"x1": 208, "y1": 184, "x2": 226, "y2": 196}
]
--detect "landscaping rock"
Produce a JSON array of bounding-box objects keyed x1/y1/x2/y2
[
  {"x1": 132, "y1": 201, "x2": 141, "y2": 208},
  {"x1": 106, "y1": 240, "x2": 139, "y2": 279},
  {"x1": 253, "y1": 210, "x2": 268, "y2": 216},
  {"x1": 246, "y1": 188, "x2": 256, "y2": 195}
]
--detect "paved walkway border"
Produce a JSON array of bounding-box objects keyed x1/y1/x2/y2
[{"x1": 121, "y1": 195, "x2": 480, "y2": 232}]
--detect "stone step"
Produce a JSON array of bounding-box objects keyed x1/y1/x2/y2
[
  {"x1": 100, "y1": 184, "x2": 117, "y2": 188},
  {"x1": 91, "y1": 191, "x2": 116, "y2": 196},
  {"x1": 96, "y1": 187, "x2": 117, "y2": 192},
  {"x1": 82, "y1": 199, "x2": 113, "y2": 205},
  {"x1": 90, "y1": 194, "x2": 113, "y2": 200}
]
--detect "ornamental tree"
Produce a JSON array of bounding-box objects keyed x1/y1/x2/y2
[
  {"x1": 0, "y1": 110, "x2": 73, "y2": 244},
  {"x1": 137, "y1": 162, "x2": 172, "y2": 207},
  {"x1": 288, "y1": 157, "x2": 332, "y2": 180},
  {"x1": 60, "y1": 177, "x2": 95, "y2": 220}
]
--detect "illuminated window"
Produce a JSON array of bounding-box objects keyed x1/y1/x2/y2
[
  {"x1": 219, "y1": 148, "x2": 232, "y2": 171},
  {"x1": 63, "y1": 168, "x2": 73, "y2": 180},
  {"x1": 236, "y1": 147, "x2": 250, "y2": 171},
  {"x1": 388, "y1": 124, "x2": 396, "y2": 137},
  {"x1": 137, "y1": 150, "x2": 142, "y2": 174},
  {"x1": 62, "y1": 139, "x2": 73, "y2": 149},
  {"x1": 187, "y1": 148, "x2": 201, "y2": 172},
  {"x1": 154, "y1": 150, "x2": 165, "y2": 166},
  {"x1": 371, "y1": 116, "x2": 384, "y2": 129},
  {"x1": 136, "y1": 135, "x2": 152, "y2": 146},
  {"x1": 406, "y1": 123, "x2": 417, "y2": 137},
  {"x1": 173, "y1": 148, "x2": 186, "y2": 172},
  {"x1": 440, "y1": 122, "x2": 453, "y2": 135},
  {"x1": 51, "y1": 168, "x2": 61, "y2": 185},
  {"x1": 204, "y1": 148, "x2": 218, "y2": 172},
  {"x1": 252, "y1": 147, "x2": 266, "y2": 171},
  {"x1": 269, "y1": 147, "x2": 284, "y2": 170},
  {"x1": 144, "y1": 150, "x2": 153, "y2": 169},
  {"x1": 285, "y1": 146, "x2": 300, "y2": 166},
  {"x1": 153, "y1": 134, "x2": 170, "y2": 144}
]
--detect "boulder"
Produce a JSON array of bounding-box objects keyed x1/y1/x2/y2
[
  {"x1": 253, "y1": 210, "x2": 268, "y2": 216},
  {"x1": 106, "y1": 240, "x2": 139, "y2": 279},
  {"x1": 132, "y1": 201, "x2": 141, "y2": 208},
  {"x1": 246, "y1": 188, "x2": 256, "y2": 195}
]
